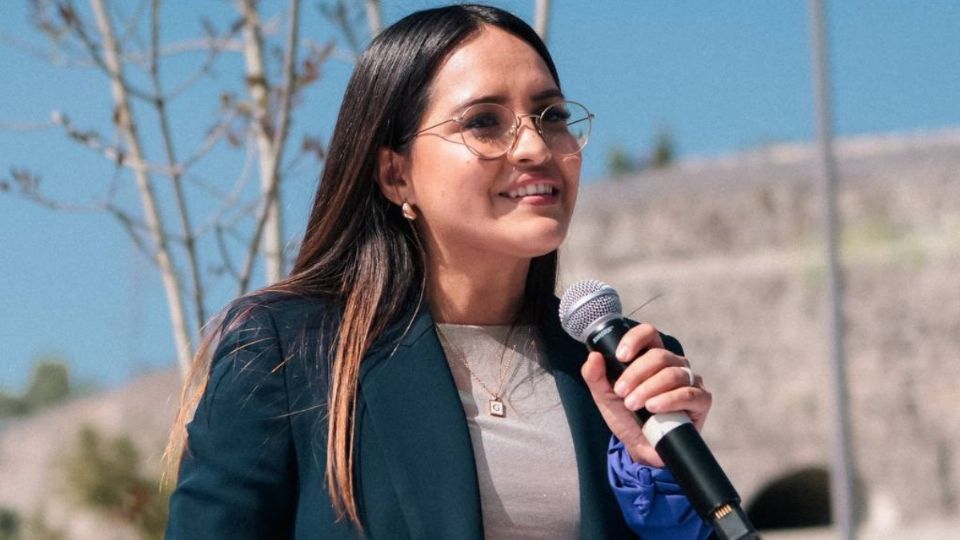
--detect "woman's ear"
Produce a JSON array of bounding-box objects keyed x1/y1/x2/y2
[{"x1": 376, "y1": 147, "x2": 412, "y2": 206}]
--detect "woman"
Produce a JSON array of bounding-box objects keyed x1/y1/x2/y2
[{"x1": 165, "y1": 5, "x2": 713, "y2": 539}]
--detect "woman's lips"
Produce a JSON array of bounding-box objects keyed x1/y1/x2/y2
[{"x1": 501, "y1": 182, "x2": 559, "y2": 199}]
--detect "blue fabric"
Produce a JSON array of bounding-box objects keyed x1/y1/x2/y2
[{"x1": 608, "y1": 436, "x2": 714, "y2": 539}]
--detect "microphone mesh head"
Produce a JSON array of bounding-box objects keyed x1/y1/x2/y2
[{"x1": 559, "y1": 279, "x2": 623, "y2": 342}]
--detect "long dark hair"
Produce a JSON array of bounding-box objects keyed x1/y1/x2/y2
[{"x1": 167, "y1": 4, "x2": 561, "y2": 528}]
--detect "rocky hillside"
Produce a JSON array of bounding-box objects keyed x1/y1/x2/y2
[
  {"x1": 0, "y1": 370, "x2": 180, "y2": 539},
  {"x1": 562, "y1": 128, "x2": 960, "y2": 533}
]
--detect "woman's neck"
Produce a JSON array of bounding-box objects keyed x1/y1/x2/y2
[{"x1": 425, "y1": 254, "x2": 529, "y2": 325}]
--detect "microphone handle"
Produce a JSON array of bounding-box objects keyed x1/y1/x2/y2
[{"x1": 587, "y1": 319, "x2": 760, "y2": 540}]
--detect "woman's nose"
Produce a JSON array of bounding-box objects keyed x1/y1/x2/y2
[{"x1": 507, "y1": 118, "x2": 552, "y2": 165}]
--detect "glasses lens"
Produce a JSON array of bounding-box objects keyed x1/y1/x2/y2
[
  {"x1": 541, "y1": 101, "x2": 591, "y2": 156},
  {"x1": 459, "y1": 103, "x2": 515, "y2": 158}
]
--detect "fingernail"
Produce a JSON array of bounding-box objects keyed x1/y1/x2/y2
[
  {"x1": 646, "y1": 398, "x2": 661, "y2": 412},
  {"x1": 623, "y1": 395, "x2": 637, "y2": 410},
  {"x1": 613, "y1": 382, "x2": 626, "y2": 397},
  {"x1": 616, "y1": 344, "x2": 628, "y2": 361}
]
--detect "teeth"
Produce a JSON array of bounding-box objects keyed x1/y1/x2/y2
[{"x1": 505, "y1": 184, "x2": 555, "y2": 199}]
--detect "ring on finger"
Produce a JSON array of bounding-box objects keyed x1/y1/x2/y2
[{"x1": 679, "y1": 366, "x2": 695, "y2": 387}]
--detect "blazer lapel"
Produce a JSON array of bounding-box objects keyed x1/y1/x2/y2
[
  {"x1": 358, "y1": 308, "x2": 484, "y2": 540},
  {"x1": 540, "y1": 310, "x2": 636, "y2": 540}
]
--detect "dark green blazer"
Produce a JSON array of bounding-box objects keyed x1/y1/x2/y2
[{"x1": 167, "y1": 293, "x2": 655, "y2": 539}]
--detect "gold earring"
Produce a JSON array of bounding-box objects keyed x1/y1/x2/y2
[{"x1": 401, "y1": 201, "x2": 418, "y2": 221}]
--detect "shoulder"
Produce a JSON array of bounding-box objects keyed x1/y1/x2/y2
[
  {"x1": 189, "y1": 292, "x2": 343, "y2": 440},
  {"x1": 175, "y1": 300, "x2": 310, "y2": 536},
  {"x1": 198, "y1": 291, "x2": 342, "y2": 408},
  {"x1": 213, "y1": 291, "x2": 341, "y2": 357},
  {"x1": 220, "y1": 290, "x2": 341, "y2": 333}
]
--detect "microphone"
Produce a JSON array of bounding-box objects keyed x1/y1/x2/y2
[{"x1": 560, "y1": 279, "x2": 759, "y2": 540}]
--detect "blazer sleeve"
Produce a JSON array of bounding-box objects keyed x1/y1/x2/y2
[
  {"x1": 607, "y1": 329, "x2": 714, "y2": 539},
  {"x1": 608, "y1": 437, "x2": 713, "y2": 539},
  {"x1": 166, "y1": 304, "x2": 296, "y2": 539}
]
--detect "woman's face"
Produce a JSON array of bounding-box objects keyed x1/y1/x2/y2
[{"x1": 395, "y1": 25, "x2": 581, "y2": 265}]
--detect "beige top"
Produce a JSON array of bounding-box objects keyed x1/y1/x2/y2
[{"x1": 436, "y1": 323, "x2": 581, "y2": 540}]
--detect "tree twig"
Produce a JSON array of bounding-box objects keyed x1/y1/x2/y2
[
  {"x1": 47, "y1": 110, "x2": 180, "y2": 176},
  {"x1": 68, "y1": 0, "x2": 156, "y2": 102},
  {"x1": 0, "y1": 29, "x2": 94, "y2": 68},
  {"x1": 0, "y1": 119, "x2": 56, "y2": 132},
  {"x1": 2, "y1": 164, "x2": 135, "y2": 218},
  {"x1": 365, "y1": 0, "x2": 382, "y2": 39},
  {"x1": 149, "y1": 0, "x2": 207, "y2": 329},
  {"x1": 237, "y1": 0, "x2": 298, "y2": 288},
  {"x1": 177, "y1": 109, "x2": 238, "y2": 174},
  {"x1": 107, "y1": 202, "x2": 155, "y2": 263},
  {"x1": 323, "y1": 1, "x2": 360, "y2": 56},
  {"x1": 214, "y1": 224, "x2": 241, "y2": 281},
  {"x1": 90, "y1": 0, "x2": 194, "y2": 376},
  {"x1": 196, "y1": 135, "x2": 258, "y2": 237},
  {"x1": 114, "y1": 0, "x2": 150, "y2": 57}
]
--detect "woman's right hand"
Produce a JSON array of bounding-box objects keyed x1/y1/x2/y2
[{"x1": 580, "y1": 323, "x2": 712, "y2": 467}]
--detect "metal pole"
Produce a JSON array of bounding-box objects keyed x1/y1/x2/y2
[{"x1": 808, "y1": 1, "x2": 857, "y2": 539}]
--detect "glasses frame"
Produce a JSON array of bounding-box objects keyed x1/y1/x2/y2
[{"x1": 410, "y1": 100, "x2": 594, "y2": 159}]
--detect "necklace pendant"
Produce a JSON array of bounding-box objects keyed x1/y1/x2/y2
[{"x1": 489, "y1": 398, "x2": 506, "y2": 418}]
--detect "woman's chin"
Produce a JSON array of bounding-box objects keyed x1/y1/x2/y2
[{"x1": 508, "y1": 225, "x2": 568, "y2": 258}]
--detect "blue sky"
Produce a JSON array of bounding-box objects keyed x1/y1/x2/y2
[{"x1": 1, "y1": 1, "x2": 958, "y2": 392}]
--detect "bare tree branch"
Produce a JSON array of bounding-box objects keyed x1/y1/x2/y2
[
  {"x1": 109, "y1": 208, "x2": 150, "y2": 251},
  {"x1": 4, "y1": 166, "x2": 107, "y2": 212},
  {"x1": 107, "y1": 201, "x2": 156, "y2": 264},
  {"x1": 196, "y1": 135, "x2": 258, "y2": 237},
  {"x1": 280, "y1": 133, "x2": 324, "y2": 180},
  {"x1": 214, "y1": 224, "x2": 242, "y2": 281},
  {"x1": 177, "y1": 110, "x2": 238, "y2": 174},
  {"x1": 320, "y1": 1, "x2": 361, "y2": 57},
  {"x1": 255, "y1": 0, "x2": 302, "y2": 282},
  {"x1": 2, "y1": 163, "x2": 135, "y2": 219},
  {"x1": 222, "y1": 197, "x2": 262, "y2": 232},
  {"x1": 148, "y1": 0, "x2": 206, "y2": 328},
  {"x1": 49, "y1": 109, "x2": 125, "y2": 164},
  {"x1": 149, "y1": 35, "x2": 244, "y2": 56},
  {"x1": 237, "y1": 0, "x2": 298, "y2": 287},
  {"x1": 90, "y1": 0, "x2": 194, "y2": 376},
  {"x1": 165, "y1": 23, "x2": 245, "y2": 101},
  {"x1": 61, "y1": 1, "x2": 111, "y2": 70},
  {"x1": 60, "y1": 0, "x2": 157, "y2": 102},
  {"x1": 47, "y1": 110, "x2": 185, "y2": 176},
  {"x1": 114, "y1": 0, "x2": 150, "y2": 55},
  {"x1": 112, "y1": 14, "x2": 282, "y2": 64},
  {"x1": 301, "y1": 35, "x2": 355, "y2": 64},
  {"x1": 0, "y1": 29, "x2": 94, "y2": 68},
  {"x1": 116, "y1": 29, "x2": 247, "y2": 65},
  {"x1": 6, "y1": 0, "x2": 349, "y2": 382},
  {"x1": 0, "y1": 119, "x2": 56, "y2": 132},
  {"x1": 365, "y1": 0, "x2": 382, "y2": 39}
]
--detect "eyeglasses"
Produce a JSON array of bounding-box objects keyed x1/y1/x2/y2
[{"x1": 411, "y1": 100, "x2": 594, "y2": 159}]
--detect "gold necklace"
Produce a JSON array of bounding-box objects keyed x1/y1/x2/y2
[{"x1": 436, "y1": 325, "x2": 529, "y2": 418}]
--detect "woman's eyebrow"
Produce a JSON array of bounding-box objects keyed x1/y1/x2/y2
[
  {"x1": 531, "y1": 88, "x2": 564, "y2": 102},
  {"x1": 456, "y1": 93, "x2": 509, "y2": 110},
  {"x1": 453, "y1": 88, "x2": 565, "y2": 112}
]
